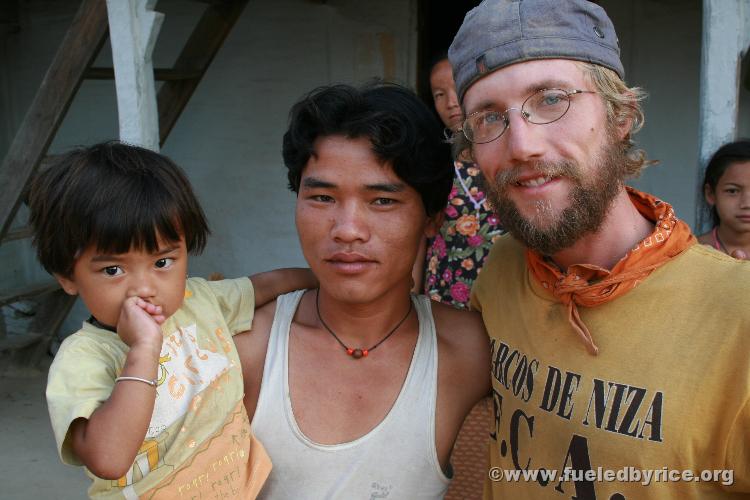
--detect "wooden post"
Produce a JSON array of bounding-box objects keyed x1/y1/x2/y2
[
  {"x1": 697, "y1": 0, "x2": 750, "y2": 229},
  {"x1": 105, "y1": 0, "x2": 164, "y2": 151}
]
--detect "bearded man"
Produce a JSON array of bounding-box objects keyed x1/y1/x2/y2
[{"x1": 449, "y1": 0, "x2": 750, "y2": 498}]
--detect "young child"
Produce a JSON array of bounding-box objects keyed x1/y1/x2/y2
[
  {"x1": 697, "y1": 139, "x2": 750, "y2": 260},
  {"x1": 420, "y1": 53, "x2": 504, "y2": 308},
  {"x1": 28, "y1": 141, "x2": 313, "y2": 499}
]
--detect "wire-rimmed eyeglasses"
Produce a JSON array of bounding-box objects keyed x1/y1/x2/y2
[{"x1": 459, "y1": 88, "x2": 596, "y2": 144}]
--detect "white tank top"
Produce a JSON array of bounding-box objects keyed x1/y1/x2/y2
[{"x1": 252, "y1": 290, "x2": 450, "y2": 499}]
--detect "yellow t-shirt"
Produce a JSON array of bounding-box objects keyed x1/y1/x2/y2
[
  {"x1": 472, "y1": 236, "x2": 750, "y2": 499},
  {"x1": 47, "y1": 277, "x2": 270, "y2": 499}
]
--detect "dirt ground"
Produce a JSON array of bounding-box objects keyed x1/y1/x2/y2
[{"x1": 0, "y1": 356, "x2": 89, "y2": 499}]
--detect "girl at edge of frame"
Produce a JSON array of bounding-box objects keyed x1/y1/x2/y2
[{"x1": 697, "y1": 139, "x2": 750, "y2": 260}]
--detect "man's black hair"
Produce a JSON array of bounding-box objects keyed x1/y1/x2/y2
[
  {"x1": 282, "y1": 82, "x2": 453, "y2": 217},
  {"x1": 28, "y1": 141, "x2": 210, "y2": 277}
]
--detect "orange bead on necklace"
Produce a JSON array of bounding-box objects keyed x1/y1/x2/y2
[{"x1": 315, "y1": 290, "x2": 412, "y2": 359}]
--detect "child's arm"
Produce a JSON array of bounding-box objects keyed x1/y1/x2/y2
[
  {"x1": 250, "y1": 268, "x2": 318, "y2": 307},
  {"x1": 68, "y1": 297, "x2": 163, "y2": 479}
]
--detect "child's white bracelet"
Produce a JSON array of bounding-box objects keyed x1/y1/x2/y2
[{"x1": 115, "y1": 376, "x2": 157, "y2": 387}]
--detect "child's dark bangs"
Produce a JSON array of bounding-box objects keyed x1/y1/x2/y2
[
  {"x1": 91, "y1": 189, "x2": 185, "y2": 255},
  {"x1": 60, "y1": 142, "x2": 207, "y2": 257}
]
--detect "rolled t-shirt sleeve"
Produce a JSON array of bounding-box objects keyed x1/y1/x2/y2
[
  {"x1": 46, "y1": 334, "x2": 122, "y2": 465},
  {"x1": 204, "y1": 277, "x2": 255, "y2": 335}
]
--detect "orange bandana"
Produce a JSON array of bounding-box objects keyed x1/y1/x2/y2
[{"x1": 526, "y1": 187, "x2": 696, "y2": 355}]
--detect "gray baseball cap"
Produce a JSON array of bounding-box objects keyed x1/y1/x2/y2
[{"x1": 448, "y1": 0, "x2": 624, "y2": 102}]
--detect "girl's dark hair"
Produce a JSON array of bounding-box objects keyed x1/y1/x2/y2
[
  {"x1": 28, "y1": 141, "x2": 210, "y2": 277},
  {"x1": 702, "y1": 139, "x2": 750, "y2": 227},
  {"x1": 428, "y1": 51, "x2": 450, "y2": 74},
  {"x1": 282, "y1": 82, "x2": 453, "y2": 217}
]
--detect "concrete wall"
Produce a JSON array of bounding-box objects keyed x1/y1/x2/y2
[
  {"x1": 161, "y1": 0, "x2": 418, "y2": 279},
  {"x1": 600, "y1": 0, "x2": 704, "y2": 226}
]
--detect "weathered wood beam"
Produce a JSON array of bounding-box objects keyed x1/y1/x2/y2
[
  {"x1": 1, "y1": 226, "x2": 33, "y2": 244},
  {"x1": 0, "y1": 333, "x2": 43, "y2": 354},
  {"x1": 85, "y1": 67, "x2": 202, "y2": 81},
  {"x1": 0, "y1": 282, "x2": 60, "y2": 308},
  {"x1": 0, "y1": 0, "x2": 108, "y2": 241},
  {"x1": 26, "y1": 290, "x2": 77, "y2": 366},
  {"x1": 157, "y1": 0, "x2": 249, "y2": 146},
  {"x1": 0, "y1": 290, "x2": 76, "y2": 368}
]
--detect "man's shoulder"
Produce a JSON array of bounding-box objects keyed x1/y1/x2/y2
[
  {"x1": 431, "y1": 300, "x2": 484, "y2": 336},
  {"x1": 235, "y1": 290, "x2": 307, "y2": 348},
  {"x1": 430, "y1": 299, "x2": 488, "y2": 357},
  {"x1": 471, "y1": 234, "x2": 525, "y2": 308},
  {"x1": 253, "y1": 298, "x2": 278, "y2": 328},
  {"x1": 684, "y1": 241, "x2": 750, "y2": 266},
  {"x1": 482, "y1": 233, "x2": 524, "y2": 271},
  {"x1": 233, "y1": 298, "x2": 276, "y2": 393},
  {"x1": 669, "y1": 243, "x2": 750, "y2": 287},
  {"x1": 235, "y1": 297, "x2": 277, "y2": 345},
  {"x1": 428, "y1": 299, "x2": 491, "y2": 404},
  {"x1": 664, "y1": 243, "x2": 750, "y2": 311}
]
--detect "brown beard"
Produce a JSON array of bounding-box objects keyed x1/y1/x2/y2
[{"x1": 485, "y1": 133, "x2": 629, "y2": 256}]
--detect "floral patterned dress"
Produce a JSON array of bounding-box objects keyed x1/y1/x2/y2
[{"x1": 424, "y1": 160, "x2": 504, "y2": 308}]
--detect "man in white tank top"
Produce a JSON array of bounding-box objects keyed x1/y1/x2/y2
[{"x1": 234, "y1": 83, "x2": 491, "y2": 499}]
